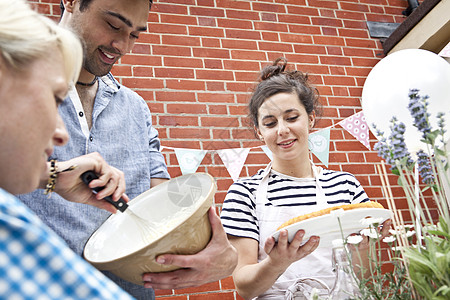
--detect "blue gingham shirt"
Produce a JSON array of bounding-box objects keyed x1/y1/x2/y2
[
  {"x1": 18, "y1": 74, "x2": 169, "y2": 299},
  {"x1": 0, "y1": 188, "x2": 134, "y2": 300}
]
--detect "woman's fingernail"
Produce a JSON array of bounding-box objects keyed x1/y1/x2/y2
[{"x1": 156, "y1": 257, "x2": 165, "y2": 264}]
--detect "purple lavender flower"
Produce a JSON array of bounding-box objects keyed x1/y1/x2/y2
[
  {"x1": 437, "y1": 112, "x2": 447, "y2": 144},
  {"x1": 372, "y1": 124, "x2": 393, "y2": 164},
  {"x1": 408, "y1": 89, "x2": 431, "y2": 140},
  {"x1": 416, "y1": 150, "x2": 435, "y2": 185},
  {"x1": 374, "y1": 137, "x2": 395, "y2": 168},
  {"x1": 389, "y1": 117, "x2": 414, "y2": 166},
  {"x1": 372, "y1": 121, "x2": 410, "y2": 171}
]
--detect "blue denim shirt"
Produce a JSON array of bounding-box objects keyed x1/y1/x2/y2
[
  {"x1": 0, "y1": 188, "x2": 134, "y2": 300},
  {"x1": 18, "y1": 74, "x2": 169, "y2": 299}
]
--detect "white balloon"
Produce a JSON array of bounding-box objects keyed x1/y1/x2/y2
[{"x1": 362, "y1": 49, "x2": 450, "y2": 154}]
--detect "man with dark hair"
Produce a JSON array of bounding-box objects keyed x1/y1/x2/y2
[
  {"x1": 20, "y1": 0, "x2": 237, "y2": 299},
  {"x1": 59, "y1": 0, "x2": 154, "y2": 16},
  {"x1": 60, "y1": 0, "x2": 93, "y2": 13}
]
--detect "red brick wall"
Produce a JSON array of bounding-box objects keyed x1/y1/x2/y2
[{"x1": 28, "y1": 0, "x2": 416, "y2": 299}]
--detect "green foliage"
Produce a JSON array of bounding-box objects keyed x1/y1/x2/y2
[
  {"x1": 403, "y1": 217, "x2": 450, "y2": 300},
  {"x1": 357, "y1": 255, "x2": 414, "y2": 300},
  {"x1": 366, "y1": 90, "x2": 449, "y2": 300}
]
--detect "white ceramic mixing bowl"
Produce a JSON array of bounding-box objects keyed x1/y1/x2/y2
[{"x1": 83, "y1": 173, "x2": 216, "y2": 285}]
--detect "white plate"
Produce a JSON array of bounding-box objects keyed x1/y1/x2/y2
[{"x1": 271, "y1": 208, "x2": 392, "y2": 248}]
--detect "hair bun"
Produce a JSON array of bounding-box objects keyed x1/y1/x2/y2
[{"x1": 259, "y1": 57, "x2": 288, "y2": 81}]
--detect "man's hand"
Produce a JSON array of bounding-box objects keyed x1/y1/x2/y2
[
  {"x1": 141, "y1": 207, "x2": 238, "y2": 290},
  {"x1": 40, "y1": 152, "x2": 129, "y2": 213}
]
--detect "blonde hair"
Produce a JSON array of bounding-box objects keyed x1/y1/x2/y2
[{"x1": 0, "y1": 0, "x2": 82, "y2": 85}]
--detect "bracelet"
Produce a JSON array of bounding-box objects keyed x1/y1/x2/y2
[{"x1": 44, "y1": 159, "x2": 77, "y2": 196}]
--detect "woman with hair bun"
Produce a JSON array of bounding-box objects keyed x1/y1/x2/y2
[{"x1": 221, "y1": 58, "x2": 390, "y2": 299}]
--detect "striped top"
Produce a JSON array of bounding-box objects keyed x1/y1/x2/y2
[{"x1": 221, "y1": 167, "x2": 369, "y2": 241}]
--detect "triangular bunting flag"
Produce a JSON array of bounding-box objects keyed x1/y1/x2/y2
[
  {"x1": 308, "y1": 128, "x2": 330, "y2": 167},
  {"x1": 217, "y1": 148, "x2": 250, "y2": 181},
  {"x1": 338, "y1": 111, "x2": 371, "y2": 150},
  {"x1": 438, "y1": 41, "x2": 450, "y2": 58},
  {"x1": 174, "y1": 148, "x2": 207, "y2": 175},
  {"x1": 261, "y1": 145, "x2": 273, "y2": 160}
]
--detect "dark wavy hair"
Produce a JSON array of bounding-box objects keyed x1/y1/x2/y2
[
  {"x1": 60, "y1": 0, "x2": 154, "y2": 16},
  {"x1": 248, "y1": 57, "x2": 321, "y2": 129}
]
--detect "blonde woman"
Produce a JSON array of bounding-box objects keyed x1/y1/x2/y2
[{"x1": 0, "y1": 0, "x2": 133, "y2": 298}]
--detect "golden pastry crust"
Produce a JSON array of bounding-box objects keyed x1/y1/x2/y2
[{"x1": 277, "y1": 201, "x2": 384, "y2": 230}]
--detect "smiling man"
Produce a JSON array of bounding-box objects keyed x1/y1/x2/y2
[
  {"x1": 19, "y1": 0, "x2": 237, "y2": 298},
  {"x1": 60, "y1": 0, "x2": 152, "y2": 130}
]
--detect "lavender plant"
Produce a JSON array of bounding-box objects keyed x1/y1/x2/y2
[
  {"x1": 371, "y1": 89, "x2": 450, "y2": 299},
  {"x1": 314, "y1": 89, "x2": 449, "y2": 300}
]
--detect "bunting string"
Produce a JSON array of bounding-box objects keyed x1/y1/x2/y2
[{"x1": 162, "y1": 111, "x2": 372, "y2": 180}]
